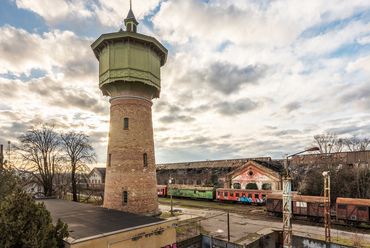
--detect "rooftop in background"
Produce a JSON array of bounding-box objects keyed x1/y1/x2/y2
[
  {"x1": 156, "y1": 157, "x2": 272, "y2": 170},
  {"x1": 36, "y1": 198, "x2": 169, "y2": 243}
]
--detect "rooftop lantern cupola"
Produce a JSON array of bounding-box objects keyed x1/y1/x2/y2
[{"x1": 124, "y1": 0, "x2": 138, "y2": 32}]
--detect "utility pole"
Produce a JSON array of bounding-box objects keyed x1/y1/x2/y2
[
  {"x1": 227, "y1": 212, "x2": 230, "y2": 242},
  {"x1": 282, "y1": 174, "x2": 292, "y2": 248},
  {"x1": 323, "y1": 171, "x2": 331, "y2": 243},
  {"x1": 283, "y1": 147, "x2": 319, "y2": 248},
  {"x1": 0, "y1": 144, "x2": 3, "y2": 170},
  {"x1": 170, "y1": 174, "x2": 173, "y2": 216},
  {"x1": 7, "y1": 141, "x2": 10, "y2": 167}
]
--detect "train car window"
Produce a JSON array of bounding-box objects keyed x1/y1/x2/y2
[
  {"x1": 262, "y1": 195, "x2": 266, "y2": 199},
  {"x1": 338, "y1": 204, "x2": 346, "y2": 209},
  {"x1": 221, "y1": 192, "x2": 224, "y2": 196},
  {"x1": 230, "y1": 193, "x2": 234, "y2": 197},
  {"x1": 242, "y1": 193, "x2": 246, "y2": 197},
  {"x1": 358, "y1": 206, "x2": 367, "y2": 211},
  {"x1": 248, "y1": 194, "x2": 252, "y2": 198},
  {"x1": 194, "y1": 190, "x2": 196, "y2": 194},
  {"x1": 255, "y1": 195, "x2": 260, "y2": 199},
  {"x1": 267, "y1": 199, "x2": 273, "y2": 203},
  {"x1": 236, "y1": 193, "x2": 240, "y2": 197}
]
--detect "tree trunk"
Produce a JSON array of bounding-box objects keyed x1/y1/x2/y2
[{"x1": 72, "y1": 165, "x2": 77, "y2": 202}]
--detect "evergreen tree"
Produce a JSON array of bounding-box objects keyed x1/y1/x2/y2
[{"x1": 0, "y1": 169, "x2": 68, "y2": 248}]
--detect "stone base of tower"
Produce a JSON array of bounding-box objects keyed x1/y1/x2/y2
[
  {"x1": 103, "y1": 190, "x2": 160, "y2": 216},
  {"x1": 103, "y1": 173, "x2": 160, "y2": 216}
]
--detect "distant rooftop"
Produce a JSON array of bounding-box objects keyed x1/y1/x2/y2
[
  {"x1": 36, "y1": 198, "x2": 168, "y2": 244},
  {"x1": 156, "y1": 157, "x2": 272, "y2": 170}
]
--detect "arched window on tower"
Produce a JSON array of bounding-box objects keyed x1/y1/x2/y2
[
  {"x1": 143, "y1": 153, "x2": 147, "y2": 167},
  {"x1": 133, "y1": 25, "x2": 137, "y2": 33},
  {"x1": 127, "y1": 23, "x2": 132, "y2": 32},
  {"x1": 124, "y1": 117, "x2": 129, "y2": 130}
]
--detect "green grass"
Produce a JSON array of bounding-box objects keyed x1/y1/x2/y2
[
  {"x1": 176, "y1": 217, "x2": 208, "y2": 240},
  {"x1": 159, "y1": 197, "x2": 264, "y2": 212},
  {"x1": 321, "y1": 235, "x2": 370, "y2": 248},
  {"x1": 66, "y1": 195, "x2": 101, "y2": 204},
  {"x1": 160, "y1": 212, "x2": 179, "y2": 218}
]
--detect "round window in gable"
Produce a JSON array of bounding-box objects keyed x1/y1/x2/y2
[{"x1": 248, "y1": 171, "x2": 254, "y2": 176}]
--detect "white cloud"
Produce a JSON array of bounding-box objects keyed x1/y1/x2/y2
[{"x1": 346, "y1": 55, "x2": 370, "y2": 76}]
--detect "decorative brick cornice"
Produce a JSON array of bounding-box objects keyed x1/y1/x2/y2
[{"x1": 109, "y1": 95, "x2": 153, "y2": 105}]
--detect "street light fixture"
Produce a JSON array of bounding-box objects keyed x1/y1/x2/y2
[{"x1": 283, "y1": 146, "x2": 319, "y2": 248}]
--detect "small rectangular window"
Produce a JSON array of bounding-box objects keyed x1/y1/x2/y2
[
  {"x1": 124, "y1": 117, "x2": 129, "y2": 130},
  {"x1": 255, "y1": 195, "x2": 260, "y2": 199},
  {"x1": 242, "y1": 193, "x2": 246, "y2": 197},
  {"x1": 123, "y1": 191, "x2": 128, "y2": 205},
  {"x1": 108, "y1": 154, "x2": 111, "y2": 167},
  {"x1": 338, "y1": 204, "x2": 346, "y2": 209},
  {"x1": 143, "y1": 153, "x2": 147, "y2": 167},
  {"x1": 358, "y1": 206, "x2": 367, "y2": 211},
  {"x1": 221, "y1": 192, "x2": 224, "y2": 196},
  {"x1": 230, "y1": 193, "x2": 234, "y2": 197},
  {"x1": 236, "y1": 193, "x2": 240, "y2": 197},
  {"x1": 248, "y1": 194, "x2": 252, "y2": 198}
]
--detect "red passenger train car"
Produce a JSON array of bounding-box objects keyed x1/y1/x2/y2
[
  {"x1": 336, "y1": 198, "x2": 370, "y2": 226},
  {"x1": 157, "y1": 185, "x2": 167, "y2": 196},
  {"x1": 216, "y1": 188, "x2": 273, "y2": 204}
]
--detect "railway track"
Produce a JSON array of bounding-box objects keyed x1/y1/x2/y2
[{"x1": 159, "y1": 198, "x2": 370, "y2": 233}]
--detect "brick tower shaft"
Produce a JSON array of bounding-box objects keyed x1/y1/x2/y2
[
  {"x1": 104, "y1": 90, "x2": 159, "y2": 215},
  {"x1": 91, "y1": 4, "x2": 167, "y2": 216}
]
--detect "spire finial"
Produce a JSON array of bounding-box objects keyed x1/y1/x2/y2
[{"x1": 124, "y1": 0, "x2": 138, "y2": 32}]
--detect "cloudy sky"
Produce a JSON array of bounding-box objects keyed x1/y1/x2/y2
[{"x1": 1, "y1": 0, "x2": 370, "y2": 165}]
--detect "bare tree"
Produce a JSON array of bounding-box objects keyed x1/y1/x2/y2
[
  {"x1": 16, "y1": 124, "x2": 61, "y2": 196},
  {"x1": 343, "y1": 135, "x2": 370, "y2": 152},
  {"x1": 60, "y1": 132, "x2": 96, "y2": 202},
  {"x1": 344, "y1": 135, "x2": 360, "y2": 151},
  {"x1": 312, "y1": 132, "x2": 337, "y2": 154},
  {"x1": 359, "y1": 138, "x2": 370, "y2": 151}
]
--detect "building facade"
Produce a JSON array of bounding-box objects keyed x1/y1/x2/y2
[
  {"x1": 91, "y1": 5, "x2": 167, "y2": 216},
  {"x1": 88, "y1": 167, "x2": 106, "y2": 189},
  {"x1": 156, "y1": 157, "x2": 274, "y2": 188},
  {"x1": 226, "y1": 160, "x2": 282, "y2": 190}
]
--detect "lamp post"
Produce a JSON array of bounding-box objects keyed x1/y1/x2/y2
[
  {"x1": 169, "y1": 174, "x2": 174, "y2": 216},
  {"x1": 283, "y1": 147, "x2": 319, "y2": 248}
]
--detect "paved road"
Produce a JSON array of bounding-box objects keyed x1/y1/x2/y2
[{"x1": 159, "y1": 204, "x2": 370, "y2": 246}]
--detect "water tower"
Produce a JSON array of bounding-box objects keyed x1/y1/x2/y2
[{"x1": 91, "y1": 4, "x2": 167, "y2": 216}]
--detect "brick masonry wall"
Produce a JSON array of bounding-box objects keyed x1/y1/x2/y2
[{"x1": 104, "y1": 89, "x2": 159, "y2": 216}]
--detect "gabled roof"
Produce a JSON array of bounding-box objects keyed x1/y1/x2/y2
[
  {"x1": 95, "y1": 167, "x2": 106, "y2": 178},
  {"x1": 89, "y1": 167, "x2": 106, "y2": 179},
  {"x1": 228, "y1": 160, "x2": 283, "y2": 181}
]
